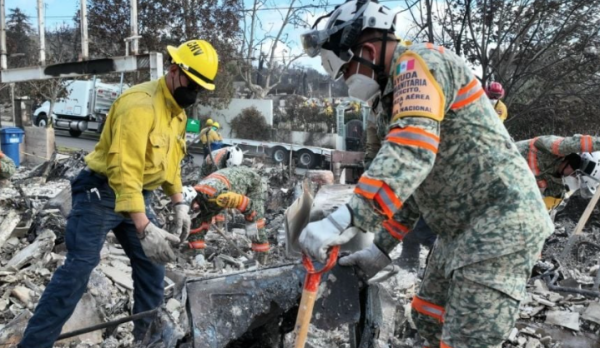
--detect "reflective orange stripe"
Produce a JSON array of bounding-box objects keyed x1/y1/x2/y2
[
  {"x1": 383, "y1": 219, "x2": 410, "y2": 240},
  {"x1": 412, "y1": 296, "x2": 445, "y2": 322},
  {"x1": 551, "y1": 138, "x2": 564, "y2": 155},
  {"x1": 527, "y1": 138, "x2": 540, "y2": 176},
  {"x1": 451, "y1": 78, "x2": 485, "y2": 110},
  {"x1": 238, "y1": 196, "x2": 250, "y2": 212},
  {"x1": 354, "y1": 176, "x2": 402, "y2": 219},
  {"x1": 245, "y1": 211, "x2": 257, "y2": 221},
  {"x1": 213, "y1": 148, "x2": 227, "y2": 165},
  {"x1": 189, "y1": 240, "x2": 206, "y2": 249},
  {"x1": 252, "y1": 242, "x2": 270, "y2": 252},
  {"x1": 386, "y1": 127, "x2": 440, "y2": 154},
  {"x1": 215, "y1": 214, "x2": 225, "y2": 222},
  {"x1": 425, "y1": 42, "x2": 444, "y2": 54},
  {"x1": 190, "y1": 222, "x2": 210, "y2": 234},
  {"x1": 206, "y1": 173, "x2": 231, "y2": 189},
  {"x1": 256, "y1": 218, "x2": 266, "y2": 229},
  {"x1": 581, "y1": 135, "x2": 593, "y2": 153},
  {"x1": 194, "y1": 184, "x2": 217, "y2": 197},
  {"x1": 440, "y1": 342, "x2": 452, "y2": 348}
]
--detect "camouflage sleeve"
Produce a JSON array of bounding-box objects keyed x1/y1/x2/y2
[
  {"x1": 374, "y1": 197, "x2": 421, "y2": 254},
  {"x1": 0, "y1": 155, "x2": 16, "y2": 179},
  {"x1": 349, "y1": 48, "x2": 456, "y2": 240},
  {"x1": 534, "y1": 135, "x2": 600, "y2": 156}
]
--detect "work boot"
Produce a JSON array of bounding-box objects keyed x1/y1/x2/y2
[{"x1": 254, "y1": 251, "x2": 269, "y2": 265}]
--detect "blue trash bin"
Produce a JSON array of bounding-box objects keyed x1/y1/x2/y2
[{"x1": 0, "y1": 127, "x2": 25, "y2": 167}]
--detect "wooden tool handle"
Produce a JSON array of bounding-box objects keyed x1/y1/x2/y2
[{"x1": 293, "y1": 287, "x2": 318, "y2": 348}]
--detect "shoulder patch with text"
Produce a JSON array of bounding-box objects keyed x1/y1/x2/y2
[{"x1": 392, "y1": 52, "x2": 445, "y2": 123}]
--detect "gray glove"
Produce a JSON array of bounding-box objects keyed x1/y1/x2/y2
[
  {"x1": 138, "y1": 222, "x2": 180, "y2": 264},
  {"x1": 338, "y1": 244, "x2": 391, "y2": 279},
  {"x1": 299, "y1": 205, "x2": 360, "y2": 263},
  {"x1": 174, "y1": 203, "x2": 191, "y2": 244},
  {"x1": 245, "y1": 222, "x2": 259, "y2": 239}
]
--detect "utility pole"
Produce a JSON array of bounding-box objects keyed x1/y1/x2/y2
[
  {"x1": 37, "y1": 0, "x2": 45, "y2": 65},
  {"x1": 130, "y1": 0, "x2": 138, "y2": 55},
  {"x1": 80, "y1": 0, "x2": 89, "y2": 60},
  {"x1": 0, "y1": 0, "x2": 6, "y2": 70}
]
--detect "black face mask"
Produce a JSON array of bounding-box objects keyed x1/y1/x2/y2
[{"x1": 172, "y1": 72, "x2": 200, "y2": 108}]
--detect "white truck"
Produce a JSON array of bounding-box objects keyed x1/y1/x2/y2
[
  {"x1": 32, "y1": 79, "x2": 122, "y2": 137},
  {"x1": 222, "y1": 137, "x2": 333, "y2": 169}
]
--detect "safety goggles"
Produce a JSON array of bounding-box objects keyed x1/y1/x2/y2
[{"x1": 300, "y1": 1, "x2": 369, "y2": 58}]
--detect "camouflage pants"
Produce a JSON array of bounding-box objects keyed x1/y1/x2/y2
[{"x1": 412, "y1": 237, "x2": 542, "y2": 348}]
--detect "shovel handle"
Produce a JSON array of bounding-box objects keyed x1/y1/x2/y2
[{"x1": 293, "y1": 246, "x2": 340, "y2": 348}]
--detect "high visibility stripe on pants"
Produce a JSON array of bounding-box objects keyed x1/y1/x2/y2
[{"x1": 412, "y1": 295, "x2": 445, "y2": 323}]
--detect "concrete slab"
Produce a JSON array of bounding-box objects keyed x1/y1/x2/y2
[
  {"x1": 545, "y1": 310, "x2": 580, "y2": 331},
  {"x1": 582, "y1": 301, "x2": 600, "y2": 325},
  {"x1": 59, "y1": 293, "x2": 104, "y2": 345}
]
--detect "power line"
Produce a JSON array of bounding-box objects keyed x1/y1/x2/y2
[{"x1": 240, "y1": 0, "x2": 407, "y2": 12}]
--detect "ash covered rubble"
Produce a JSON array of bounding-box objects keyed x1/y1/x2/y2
[{"x1": 0, "y1": 151, "x2": 598, "y2": 348}]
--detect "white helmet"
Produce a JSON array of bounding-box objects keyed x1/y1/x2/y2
[
  {"x1": 182, "y1": 186, "x2": 197, "y2": 205},
  {"x1": 579, "y1": 152, "x2": 600, "y2": 198},
  {"x1": 226, "y1": 146, "x2": 244, "y2": 167},
  {"x1": 300, "y1": 0, "x2": 398, "y2": 80}
]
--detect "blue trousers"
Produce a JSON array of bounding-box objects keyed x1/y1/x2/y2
[{"x1": 19, "y1": 169, "x2": 165, "y2": 348}]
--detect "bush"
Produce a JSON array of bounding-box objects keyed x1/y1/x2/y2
[{"x1": 230, "y1": 107, "x2": 271, "y2": 140}]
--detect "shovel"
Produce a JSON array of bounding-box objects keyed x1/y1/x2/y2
[{"x1": 293, "y1": 246, "x2": 340, "y2": 348}]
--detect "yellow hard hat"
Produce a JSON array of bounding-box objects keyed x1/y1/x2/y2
[
  {"x1": 167, "y1": 40, "x2": 219, "y2": 91},
  {"x1": 213, "y1": 122, "x2": 220, "y2": 129},
  {"x1": 206, "y1": 118, "x2": 214, "y2": 126}
]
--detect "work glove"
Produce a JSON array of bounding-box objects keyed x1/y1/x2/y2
[
  {"x1": 339, "y1": 244, "x2": 391, "y2": 279},
  {"x1": 245, "y1": 222, "x2": 259, "y2": 239},
  {"x1": 299, "y1": 204, "x2": 360, "y2": 263},
  {"x1": 138, "y1": 222, "x2": 180, "y2": 264},
  {"x1": 213, "y1": 192, "x2": 245, "y2": 209},
  {"x1": 174, "y1": 203, "x2": 191, "y2": 244}
]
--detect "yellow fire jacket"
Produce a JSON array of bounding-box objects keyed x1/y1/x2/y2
[{"x1": 86, "y1": 77, "x2": 187, "y2": 213}]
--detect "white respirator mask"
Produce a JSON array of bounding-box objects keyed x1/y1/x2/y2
[{"x1": 346, "y1": 48, "x2": 380, "y2": 102}]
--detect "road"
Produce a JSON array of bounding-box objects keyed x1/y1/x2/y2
[{"x1": 54, "y1": 130, "x2": 206, "y2": 164}]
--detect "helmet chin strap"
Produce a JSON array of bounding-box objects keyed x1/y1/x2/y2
[{"x1": 350, "y1": 34, "x2": 395, "y2": 92}]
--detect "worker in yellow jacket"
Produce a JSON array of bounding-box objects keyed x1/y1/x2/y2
[
  {"x1": 485, "y1": 82, "x2": 508, "y2": 122},
  {"x1": 19, "y1": 39, "x2": 219, "y2": 348},
  {"x1": 201, "y1": 121, "x2": 223, "y2": 152}
]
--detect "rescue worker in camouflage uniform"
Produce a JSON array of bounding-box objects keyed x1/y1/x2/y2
[
  {"x1": 0, "y1": 151, "x2": 16, "y2": 179},
  {"x1": 516, "y1": 135, "x2": 600, "y2": 211},
  {"x1": 298, "y1": 1, "x2": 553, "y2": 347},
  {"x1": 186, "y1": 166, "x2": 269, "y2": 264}
]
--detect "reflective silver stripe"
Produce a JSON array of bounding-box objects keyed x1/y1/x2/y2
[
  {"x1": 422, "y1": 304, "x2": 444, "y2": 317},
  {"x1": 453, "y1": 85, "x2": 482, "y2": 104},
  {"x1": 378, "y1": 188, "x2": 400, "y2": 212},
  {"x1": 356, "y1": 182, "x2": 379, "y2": 194},
  {"x1": 386, "y1": 131, "x2": 439, "y2": 149}
]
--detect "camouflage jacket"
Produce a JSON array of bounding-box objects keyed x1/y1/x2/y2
[
  {"x1": 0, "y1": 153, "x2": 16, "y2": 179},
  {"x1": 200, "y1": 147, "x2": 229, "y2": 178},
  {"x1": 516, "y1": 135, "x2": 600, "y2": 198},
  {"x1": 193, "y1": 166, "x2": 265, "y2": 219},
  {"x1": 350, "y1": 42, "x2": 553, "y2": 273}
]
